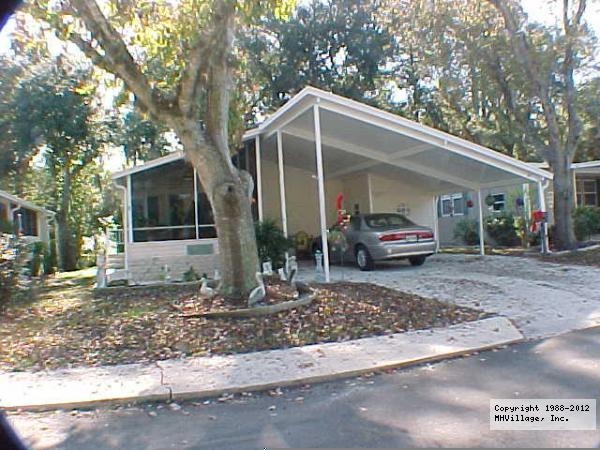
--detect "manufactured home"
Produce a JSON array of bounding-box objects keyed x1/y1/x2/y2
[{"x1": 102, "y1": 87, "x2": 552, "y2": 285}]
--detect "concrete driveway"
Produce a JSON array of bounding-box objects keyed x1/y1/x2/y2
[{"x1": 303, "y1": 253, "x2": 600, "y2": 339}]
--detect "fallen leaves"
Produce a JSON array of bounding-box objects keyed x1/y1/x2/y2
[{"x1": 0, "y1": 276, "x2": 488, "y2": 372}]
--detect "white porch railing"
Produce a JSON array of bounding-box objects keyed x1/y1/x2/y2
[{"x1": 106, "y1": 229, "x2": 124, "y2": 255}]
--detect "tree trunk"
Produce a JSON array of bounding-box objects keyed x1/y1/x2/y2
[
  {"x1": 552, "y1": 156, "x2": 577, "y2": 250},
  {"x1": 210, "y1": 175, "x2": 260, "y2": 299},
  {"x1": 56, "y1": 168, "x2": 78, "y2": 271},
  {"x1": 176, "y1": 119, "x2": 260, "y2": 301}
]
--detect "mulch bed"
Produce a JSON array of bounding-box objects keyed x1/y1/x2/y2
[{"x1": 0, "y1": 277, "x2": 489, "y2": 372}]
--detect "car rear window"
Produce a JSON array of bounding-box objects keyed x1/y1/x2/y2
[{"x1": 364, "y1": 214, "x2": 415, "y2": 229}]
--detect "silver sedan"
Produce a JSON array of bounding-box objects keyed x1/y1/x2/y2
[{"x1": 313, "y1": 213, "x2": 437, "y2": 271}]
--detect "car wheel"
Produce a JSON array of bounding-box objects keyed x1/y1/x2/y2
[
  {"x1": 355, "y1": 245, "x2": 374, "y2": 271},
  {"x1": 409, "y1": 255, "x2": 426, "y2": 266}
]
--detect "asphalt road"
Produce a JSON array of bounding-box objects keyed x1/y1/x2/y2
[{"x1": 7, "y1": 327, "x2": 600, "y2": 449}]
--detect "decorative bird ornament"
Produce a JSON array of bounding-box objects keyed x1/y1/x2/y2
[
  {"x1": 248, "y1": 271, "x2": 266, "y2": 306},
  {"x1": 199, "y1": 276, "x2": 215, "y2": 298}
]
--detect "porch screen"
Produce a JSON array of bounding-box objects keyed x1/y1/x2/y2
[{"x1": 130, "y1": 160, "x2": 216, "y2": 242}]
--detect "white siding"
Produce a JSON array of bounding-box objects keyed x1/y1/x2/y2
[
  {"x1": 261, "y1": 159, "x2": 343, "y2": 236},
  {"x1": 127, "y1": 239, "x2": 219, "y2": 284},
  {"x1": 369, "y1": 174, "x2": 435, "y2": 229}
]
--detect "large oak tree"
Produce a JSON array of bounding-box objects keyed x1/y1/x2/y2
[
  {"x1": 28, "y1": 0, "x2": 291, "y2": 299},
  {"x1": 488, "y1": 0, "x2": 589, "y2": 250}
]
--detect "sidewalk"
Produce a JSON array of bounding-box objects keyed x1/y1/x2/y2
[{"x1": 0, "y1": 316, "x2": 522, "y2": 411}]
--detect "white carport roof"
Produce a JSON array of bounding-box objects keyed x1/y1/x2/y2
[
  {"x1": 112, "y1": 86, "x2": 552, "y2": 190},
  {"x1": 245, "y1": 86, "x2": 552, "y2": 191}
]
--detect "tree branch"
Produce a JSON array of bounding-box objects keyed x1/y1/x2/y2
[
  {"x1": 563, "y1": 0, "x2": 586, "y2": 159},
  {"x1": 68, "y1": 0, "x2": 174, "y2": 121},
  {"x1": 485, "y1": 55, "x2": 552, "y2": 160},
  {"x1": 488, "y1": 0, "x2": 563, "y2": 156},
  {"x1": 67, "y1": 32, "x2": 113, "y2": 74},
  {"x1": 204, "y1": 0, "x2": 236, "y2": 156},
  {"x1": 177, "y1": 34, "x2": 210, "y2": 118}
]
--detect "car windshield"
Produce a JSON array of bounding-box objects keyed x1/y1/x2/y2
[{"x1": 364, "y1": 213, "x2": 415, "y2": 229}]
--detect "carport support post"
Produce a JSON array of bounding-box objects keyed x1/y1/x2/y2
[
  {"x1": 313, "y1": 103, "x2": 330, "y2": 282},
  {"x1": 193, "y1": 168, "x2": 199, "y2": 239},
  {"x1": 276, "y1": 131, "x2": 288, "y2": 237},
  {"x1": 255, "y1": 136, "x2": 264, "y2": 221},
  {"x1": 537, "y1": 180, "x2": 550, "y2": 254},
  {"x1": 127, "y1": 175, "x2": 133, "y2": 244},
  {"x1": 477, "y1": 189, "x2": 485, "y2": 255},
  {"x1": 432, "y1": 195, "x2": 440, "y2": 252}
]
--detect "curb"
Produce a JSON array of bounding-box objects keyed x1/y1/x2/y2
[
  {"x1": 162, "y1": 337, "x2": 525, "y2": 405},
  {"x1": 0, "y1": 317, "x2": 524, "y2": 412}
]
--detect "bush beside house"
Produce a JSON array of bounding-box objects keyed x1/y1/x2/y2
[
  {"x1": 485, "y1": 213, "x2": 521, "y2": 247},
  {"x1": 453, "y1": 219, "x2": 480, "y2": 245},
  {"x1": 0, "y1": 237, "x2": 28, "y2": 309},
  {"x1": 254, "y1": 219, "x2": 294, "y2": 269},
  {"x1": 573, "y1": 206, "x2": 600, "y2": 241}
]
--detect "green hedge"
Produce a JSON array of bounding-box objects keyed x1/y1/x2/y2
[{"x1": 573, "y1": 206, "x2": 600, "y2": 241}]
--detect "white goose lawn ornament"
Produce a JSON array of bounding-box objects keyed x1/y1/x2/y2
[
  {"x1": 248, "y1": 271, "x2": 266, "y2": 306},
  {"x1": 199, "y1": 276, "x2": 215, "y2": 298},
  {"x1": 287, "y1": 267, "x2": 297, "y2": 289}
]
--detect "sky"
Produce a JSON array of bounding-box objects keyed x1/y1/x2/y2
[{"x1": 522, "y1": 0, "x2": 600, "y2": 35}]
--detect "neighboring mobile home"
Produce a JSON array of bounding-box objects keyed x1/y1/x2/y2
[
  {"x1": 0, "y1": 190, "x2": 54, "y2": 243},
  {"x1": 436, "y1": 161, "x2": 600, "y2": 245},
  {"x1": 103, "y1": 87, "x2": 552, "y2": 285}
]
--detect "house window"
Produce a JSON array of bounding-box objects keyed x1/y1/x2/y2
[
  {"x1": 196, "y1": 191, "x2": 216, "y2": 238},
  {"x1": 490, "y1": 193, "x2": 505, "y2": 212},
  {"x1": 440, "y1": 193, "x2": 464, "y2": 217},
  {"x1": 147, "y1": 196, "x2": 159, "y2": 224},
  {"x1": 131, "y1": 160, "x2": 215, "y2": 242},
  {"x1": 576, "y1": 179, "x2": 598, "y2": 207}
]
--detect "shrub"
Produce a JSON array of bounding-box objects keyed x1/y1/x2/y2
[
  {"x1": 183, "y1": 266, "x2": 200, "y2": 282},
  {"x1": 0, "y1": 219, "x2": 13, "y2": 234},
  {"x1": 485, "y1": 213, "x2": 520, "y2": 247},
  {"x1": 453, "y1": 219, "x2": 480, "y2": 245},
  {"x1": 573, "y1": 206, "x2": 600, "y2": 241},
  {"x1": 514, "y1": 216, "x2": 528, "y2": 247},
  {"x1": 27, "y1": 241, "x2": 47, "y2": 277},
  {"x1": 0, "y1": 236, "x2": 27, "y2": 310},
  {"x1": 255, "y1": 219, "x2": 293, "y2": 268},
  {"x1": 44, "y1": 238, "x2": 57, "y2": 275}
]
